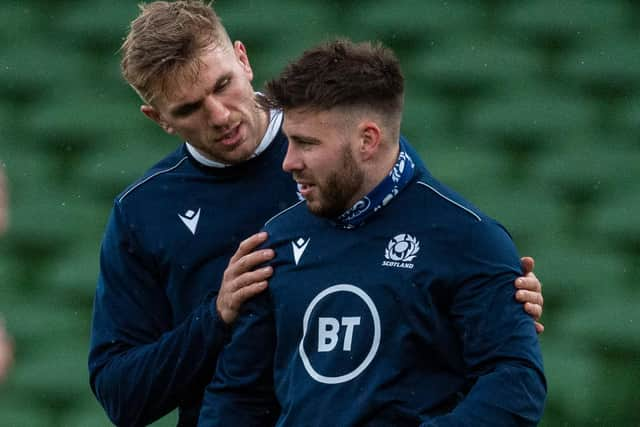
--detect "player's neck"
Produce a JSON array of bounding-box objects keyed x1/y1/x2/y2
[
  {"x1": 347, "y1": 142, "x2": 400, "y2": 208},
  {"x1": 253, "y1": 102, "x2": 271, "y2": 152},
  {"x1": 366, "y1": 143, "x2": 400, "y2": 194}
]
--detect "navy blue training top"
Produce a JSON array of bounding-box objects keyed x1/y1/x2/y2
[
  {"x1": 88, "y1": 126, "x2": 298, "y2": 426},
  {"x1": 199, "y1": 161, "x2": 546, "y2": 426}
]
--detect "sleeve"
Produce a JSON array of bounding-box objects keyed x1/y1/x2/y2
[
  {"x1": 198, "y1": 290, "x2": 280, "y2": 427},
  {"x1": 88, "y1": 202, "x2": 230, "y2": 426},
  {"x1": 422, "y1": 221, "x2": 546, "y2": 427}
]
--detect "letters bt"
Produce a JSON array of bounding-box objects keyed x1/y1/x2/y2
[{"x1": 317, "y1": 317, "x2": 361, "y2": 352}]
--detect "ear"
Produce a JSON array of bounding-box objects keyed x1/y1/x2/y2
[
  {"x1": 357, "y1": 120, "x2": 382, "y2": 160},
  {"x1": 233, "y1": 41, "x2": 254, "y2": 81},
  {"x1": 141, "y1": 105, "x2": 175, "y2": 135}
]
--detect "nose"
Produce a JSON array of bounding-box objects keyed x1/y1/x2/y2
[
  {"x1": 203, "y1": 95, "x2": 230, "y2": 127},
  {"x1": 282, "y1": 142, "x2": 303, "y2": 173}
]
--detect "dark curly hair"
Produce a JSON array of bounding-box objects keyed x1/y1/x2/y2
[{"x1": 261, "y1": 39, "x2": 404, "y2": 119}]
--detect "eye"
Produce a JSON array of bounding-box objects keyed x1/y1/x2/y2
[
  {"x1": 175, "y1": 103, "x2": 199, "y2": 117},
  {"x1": 300, "y1": 140, "x2": 313, "y2": 147},
  {"x1": 215, "y1": 77, "x2": 231, "y2": 92},
  {"x1": 293, "y1": 138, "x2": 318, "y2": 151}
]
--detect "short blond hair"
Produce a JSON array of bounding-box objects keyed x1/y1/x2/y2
[{"x1": 121, "y1": 0, "x2": 231, "y2": 103}]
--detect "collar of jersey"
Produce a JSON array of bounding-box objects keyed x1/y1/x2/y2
[
  {"x1": 333, "y1": 137, "x2": 416, "y2": 229},
  {"x1": 186, "y1": 106, "x2": 283, "y2": 168}
]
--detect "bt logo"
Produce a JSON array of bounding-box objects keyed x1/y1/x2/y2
[
  {"x1": 317, "y1": 316, "x2": 361, "y2": 352},
  {"x1": 298, "y1": 284, "x2": 381, "y2": 384}
]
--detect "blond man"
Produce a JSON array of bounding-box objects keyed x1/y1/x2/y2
[{"x1": 89, "y1": 2, "x2": 544, "y2": 426}]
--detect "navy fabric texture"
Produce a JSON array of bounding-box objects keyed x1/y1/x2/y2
[
  {"x1": 199, "y1": 151, "x2": 546, "y2": 426},
  {"x1": 88, "y1": 130, "x2": 298, "y2": 427}
]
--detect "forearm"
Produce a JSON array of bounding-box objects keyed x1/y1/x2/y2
[
  {"x1": 90, "y1": 301, "x2": 229, "y2": 426},
  {"x1": 198, "y1": 293, "x2": 279, "y2": 427},
  {"x1": 421, "y1": 361, "x2": 546, "y2": 427}
]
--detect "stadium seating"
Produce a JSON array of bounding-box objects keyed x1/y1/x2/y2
[{"x1": 1, "y1": 1, "x2": 638, "y2": 425}]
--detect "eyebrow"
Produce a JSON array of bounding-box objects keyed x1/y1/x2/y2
[
  {"x1": 287, "y1": 134, "x2": 321, "y2": 145},
  {"x1": 169, "y1": 73, "x2": 233, "y2": 117}
]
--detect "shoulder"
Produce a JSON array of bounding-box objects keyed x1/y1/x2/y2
[
  {"x1": 387, "y1": 177, "x2": 521, "y2": 287},
  {"x1": 115, "y1": 146, "x2": 191, "y2": 206},
  {"x1": 263, "y1": 199, "x2": 308, "y2": 237},
  {"x1": 403, "y1": 172, "x2": 518, "y2": 263},
  {"x1": 413, "y1": 172, "x2": 485, "y2": 225},
  {"x1": 387, "y1": 170, "x2": 487, "y2": 240}
]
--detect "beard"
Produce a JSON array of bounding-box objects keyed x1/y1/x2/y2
[{"x1": 305, "y1": 144, "x2": 365, "y2": 218}]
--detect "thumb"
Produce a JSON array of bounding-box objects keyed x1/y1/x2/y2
[{"x1": 520, "y1": 256, "x2": 535, "y2": 275}]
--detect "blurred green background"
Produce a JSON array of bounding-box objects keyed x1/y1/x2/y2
[{"x1": 1, "y1": 0, "x2": 638, "y2": 425}]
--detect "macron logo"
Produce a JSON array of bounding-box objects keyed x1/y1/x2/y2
[
  {"x1": 292, "y1": 237, "x2": 310, "y2": 265},
  {"x1": 178, "y1": 208, "x2": 201, "y2": 235}
]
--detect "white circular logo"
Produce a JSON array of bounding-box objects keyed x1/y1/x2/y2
[{"x1": 298, "y1": 284, "x2": 381, "y2": 384}]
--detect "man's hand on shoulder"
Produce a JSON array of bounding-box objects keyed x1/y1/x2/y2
[
  {"x1": 217, "y1": 232, "x2": 275, "y2": 324},
  {"x1": 516, "y1": 256, "x2": 544, "y2": 334}
]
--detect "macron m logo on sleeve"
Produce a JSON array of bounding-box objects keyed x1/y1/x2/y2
[
  {"x1": 178, "y1": 208, "x2": 201, "y2": 235},
  {"x1": 292, "y1": 237, "x2": 310, "y2": 265}
]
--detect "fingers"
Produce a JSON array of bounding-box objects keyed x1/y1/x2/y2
[
  {"x1": 231, "y1": 281, "x2": 269, "y2": 307},
  {"x1": 226, "y1": 266, "x2": 273, "y2": 294},
  {"x1": 217, "y1": 278, "x2": 269, "y2": 325},
  {"x1": 229, "y1": 232, "x2": 270, "y2": 264},
  {"x1": 520, "y1": 256, "x2": 535, "y2": 275},
  {"x1": 516, "y1": 289, "x2": 543, "y2": 311},
  {"x1": 218, "y1": 233, "x2": 275, "y2": 324},
  {"x1": 218, "y1": 263, "x2": 273, "y2": 324},
  {"x1": 516, "y1": 257, "x2": 544, "y2": 330},
  {"x1": 515, "y1": 275, "x2": 541, "y2": 293},
  {"x1": 226, "y1": 238, "x2": 274, "y2": 281},
  {"x1": 523, "y1": 301, "x2": 543, "y2": 321},
  {"x1": 515, "y1": 287, "x2": 543, "y2": 304},
  {"x1": 224, "y1": 249, "x2": 275, "y2": 281}
]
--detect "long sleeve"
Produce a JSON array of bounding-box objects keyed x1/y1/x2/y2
[
  {"x1": 422, "y1": 221, "x2": 546, "y2": 427},
  {"x1": 198, "y1": 291, "x2": 279, "y2": 427},
  {"x1": 88, "y1": 204, "x2": 229, "y2": 426}
]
